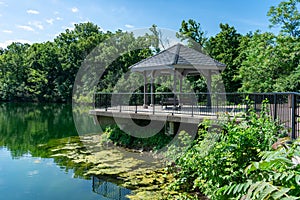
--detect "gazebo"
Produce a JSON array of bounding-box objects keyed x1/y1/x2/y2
[{"x1": 129, "y1": 43, "x2": 226, "y2": 108}]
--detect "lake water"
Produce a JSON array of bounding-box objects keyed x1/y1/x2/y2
[{"x1": 0, "y1": 103, "x2": 130, "y2": 200}]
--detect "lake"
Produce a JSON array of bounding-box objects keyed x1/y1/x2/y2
[{"x1": 0, "y1": 103, "x2": 132, "y2": 200}]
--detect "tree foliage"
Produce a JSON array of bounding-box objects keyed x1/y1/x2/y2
[
  {"x1": 176, "y1": 19, "x2": 207, "y2": 52},
  {"x1": 0, "y1": 22, "x2": 157, "y2": 102},
  {"x1": 1, "y1": 0, "x2": 300, "y2": 103},
  {"x1": 206, "y1": 23, "x2": 243, "y2": 92},
  {"x1": 237, "y1": 32, "x2": 300, "y2": 92},
  {"x1": 268, "y1": 0, "x2": 300, "y2": 37}
]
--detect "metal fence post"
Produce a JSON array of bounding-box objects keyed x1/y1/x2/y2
[
  {"x1": 105, "y1": 93, "x2": 108, "y2": 111},
  {"x1": 172, "y1": 93, "x2": 176, "y2": 115},
  {"x1": 191, "y1": 104, "x2": 194, "y2": 117},
  {"x1": 291, "y1": 93, "x2": 296, "y2": 139},
  {"x1": 273, "y1": 93, "x2": 277, "y2": 121},
  {"x1": 93, "y1": 93, "x2": 96, "y2": 109},
  {"x1": 135, "y1": 93, "x2": 137, "y2": 113}
]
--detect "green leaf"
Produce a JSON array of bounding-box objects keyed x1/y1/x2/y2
[
  {"x1": 243, "y1": 180, "x2": 252, "y2": 192},
  {"x1": 286, "y1": 174, "x2": 294, "y2": 181},
  {"x1": 296, "y1": 175, "x2": 300, "y2": 185},
  {"x1": 271, "y1": 188, "x2": 290, "y2": 199},
  {"x1": 233, "y1": 183, "x2": 244, "y2": 194},
  {"x1": 252, "y1": 182, "x2": 268, "y2": 198},
  {"x1": 274, "y1": 173, "x2": 281, "y2": 180},
  {"x1": 281, "y1": 197, "x2": 300, "y2": 200},
  {"x1": 257, "y1": 184, "x2": 277, "y2": 200}
]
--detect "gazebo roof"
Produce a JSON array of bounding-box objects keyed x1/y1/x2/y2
[{"x1": 130, "y1": 43, "x2": 226, "y2": 73}]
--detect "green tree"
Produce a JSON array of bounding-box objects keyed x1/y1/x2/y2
[
  {"x1": 237, "y1": 32, "x2": 300, "y2": 92},
  {"x1": 206, "y1": 23, "x2": 242, "y2": 92},
  {"x1": 54, "y1": 22, "x2": 106, "y2": 101},
  {"x1": 238, "y1": 32, "x2": 279, "y2": 92},
  {"x1": 273, "y1": 36, "x2": 300, "y2": 91},
  {"x1": 176, "y1": 19, "x2": 209, "y2": 92},
  {"x1": 96, "y1": 30, "x2": 154, "y2": 92},
  {"x1": 268, "y1": 0, "x2": 300, "y2": 37},
  {"x1": 0, "y1": 42, "x2": 30, "y2": 101},
  {"x1": 24, "y1": 42, "x2": 63, "y2": 101},
  {"x1": 176, "y1": 19, "x2": 207, "y2": 52}
]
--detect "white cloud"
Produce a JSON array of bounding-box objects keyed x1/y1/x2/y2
[
  {"x1": 29, "y1": 21, "x2": 44, "y2": 30},
  {"x1": 46, "y1": 18, "x2": 54, "y2": 25},
  {"x1": 27, "y1": 9, "x2": 39, "y2": 15},
  {"x1": 56, "y1": 17, "x2": 63, "y2": 21},
  {"x1": 3, "y1": 30, "x2": 13, "y2": 34},
  {"x1": 17, "y1": 25, "x2": 35, "y2": 31},
  {"x1": 0, "y1": 1, "x2": 7, "y2": 6},
  {"x1": 28, "y1": 170, "x2": 39, "y2": 176},
  {"x1": 0, "y1": 39, "x2": 32, "y2": 49},
  {"x1": 125, "y1": 24, "x2": 134, "y2": 29},
  {"x1": 71, "y1": 7, "x2": 79, "y2": 13},
  {"x1": 64, "y1": 22, "x2": 76, "y2": 30},
  {"x1": 54, "y1": 32, "x2": 61, "y2": 38}
]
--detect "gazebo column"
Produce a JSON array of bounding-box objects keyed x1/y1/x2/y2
[
  {"x1": 150, "y1": 70, "x2": 155, "y2": 107},
  {"x1": 173, "y1": 69, "x2": 177, "y2": 109},
  {"x1": 179, "y1": 74, "x2": 183, "y2": 106},
  {"x1": 143, "y1": 71, "x2": 148, "y2": 108},
  {"x1": 206, "y1": 70, "x2": 212, "y2": 107}
]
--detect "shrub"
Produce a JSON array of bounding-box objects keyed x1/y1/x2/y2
[
  {"x1": 221, "y1": 137, "x2": 300, "y2": 199},
  {"x1": 170, "y1": 102, "x2": 284, "y2": 199},
  {"x1": 102, "y1": 125, "x2": 173, "y2": 151}
]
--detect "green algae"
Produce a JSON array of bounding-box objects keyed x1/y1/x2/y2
[{"x1": 38, "y1": 134, "x2": 176, "y2": 199}]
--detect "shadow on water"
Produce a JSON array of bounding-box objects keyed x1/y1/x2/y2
[{"x1": 0, "y1": 102, "x2": 132, "y2": 200}]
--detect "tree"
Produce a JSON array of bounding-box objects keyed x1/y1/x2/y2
[
  {"x1": 0, "y1": 42, "x2": 30, "y2": 100},
  {"x1": 268, "y1": 0, "x2": 300, "y2": 37},
  {"x1": 237, "y1": 32, "x2": 278, "y2": 92},
  {"x1": 237, "y1": 32, "x2": 300, "y2": 92},
  {"x1": 175, "y1": 19, "x2": 209, "y2": 92},
  {"x1": 176, "y1": 19, "x2": 207, "y2": 52},
  {"x1": 24, "y1": 42, "x2": 63, "y2": 101},
  {"x1": 273, "y1": 36, "x2": 300, "y2": 91},
  {"x1": 95, "y1": 30, "x2": 155, "y2": 93},
  {"x1": 206, "y1": 24, "x2": 242, "y2": 92},
  {"x1": 54, "y1": 22, "x2": 106, "y2": 101}
]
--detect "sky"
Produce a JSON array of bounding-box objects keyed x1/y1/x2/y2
[{"x1": 0, "y1": 0, "x2": 284, "y2": 48}]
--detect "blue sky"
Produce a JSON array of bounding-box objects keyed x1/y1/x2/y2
[{"x1": 0, "y1": 0, "x2": 283, "y2": 48}]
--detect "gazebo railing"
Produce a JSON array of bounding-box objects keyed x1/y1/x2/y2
[{"x1": 93, "y1": 92, "x2": 300, "y2": 139}]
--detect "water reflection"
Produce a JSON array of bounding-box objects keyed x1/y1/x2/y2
[
  {"x1": 93, "y1": 177, "x2": 131, "y2": 200},
  {"x1": 0, "y1": 102, "x2": 132, "y2": 200},
  {"x1": 0, "y1": 102, "x2": 77, "y2": 158}
]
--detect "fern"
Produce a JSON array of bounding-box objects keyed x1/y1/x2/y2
[
  {"x1": 220, "y1": 137, "x2": 300, "y2": 199},
  {"x1": 224, "y1": 180, "x2": 299, "y2": 200}
]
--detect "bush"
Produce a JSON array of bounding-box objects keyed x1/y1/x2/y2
[
  {"x1": 102, "y1": 125, "x2": 173, "y2": 151},
  {"x1": 221, "y1": 137, "x2": 300, "y2": 199},
  {"x1": 170, "y1": 102, "x2": 284, "y2": 199}
]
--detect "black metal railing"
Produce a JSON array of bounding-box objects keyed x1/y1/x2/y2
[{"x1": 93, "y1": 92, "x2": 300, "y2": 139}]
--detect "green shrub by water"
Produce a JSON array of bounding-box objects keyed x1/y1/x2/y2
[
  {"x1": 102, "y1": 125, "x2": 173, "y2": 151},
  {"x1": 169, "y1": 102, "x2": 288, "y2": 199}
]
